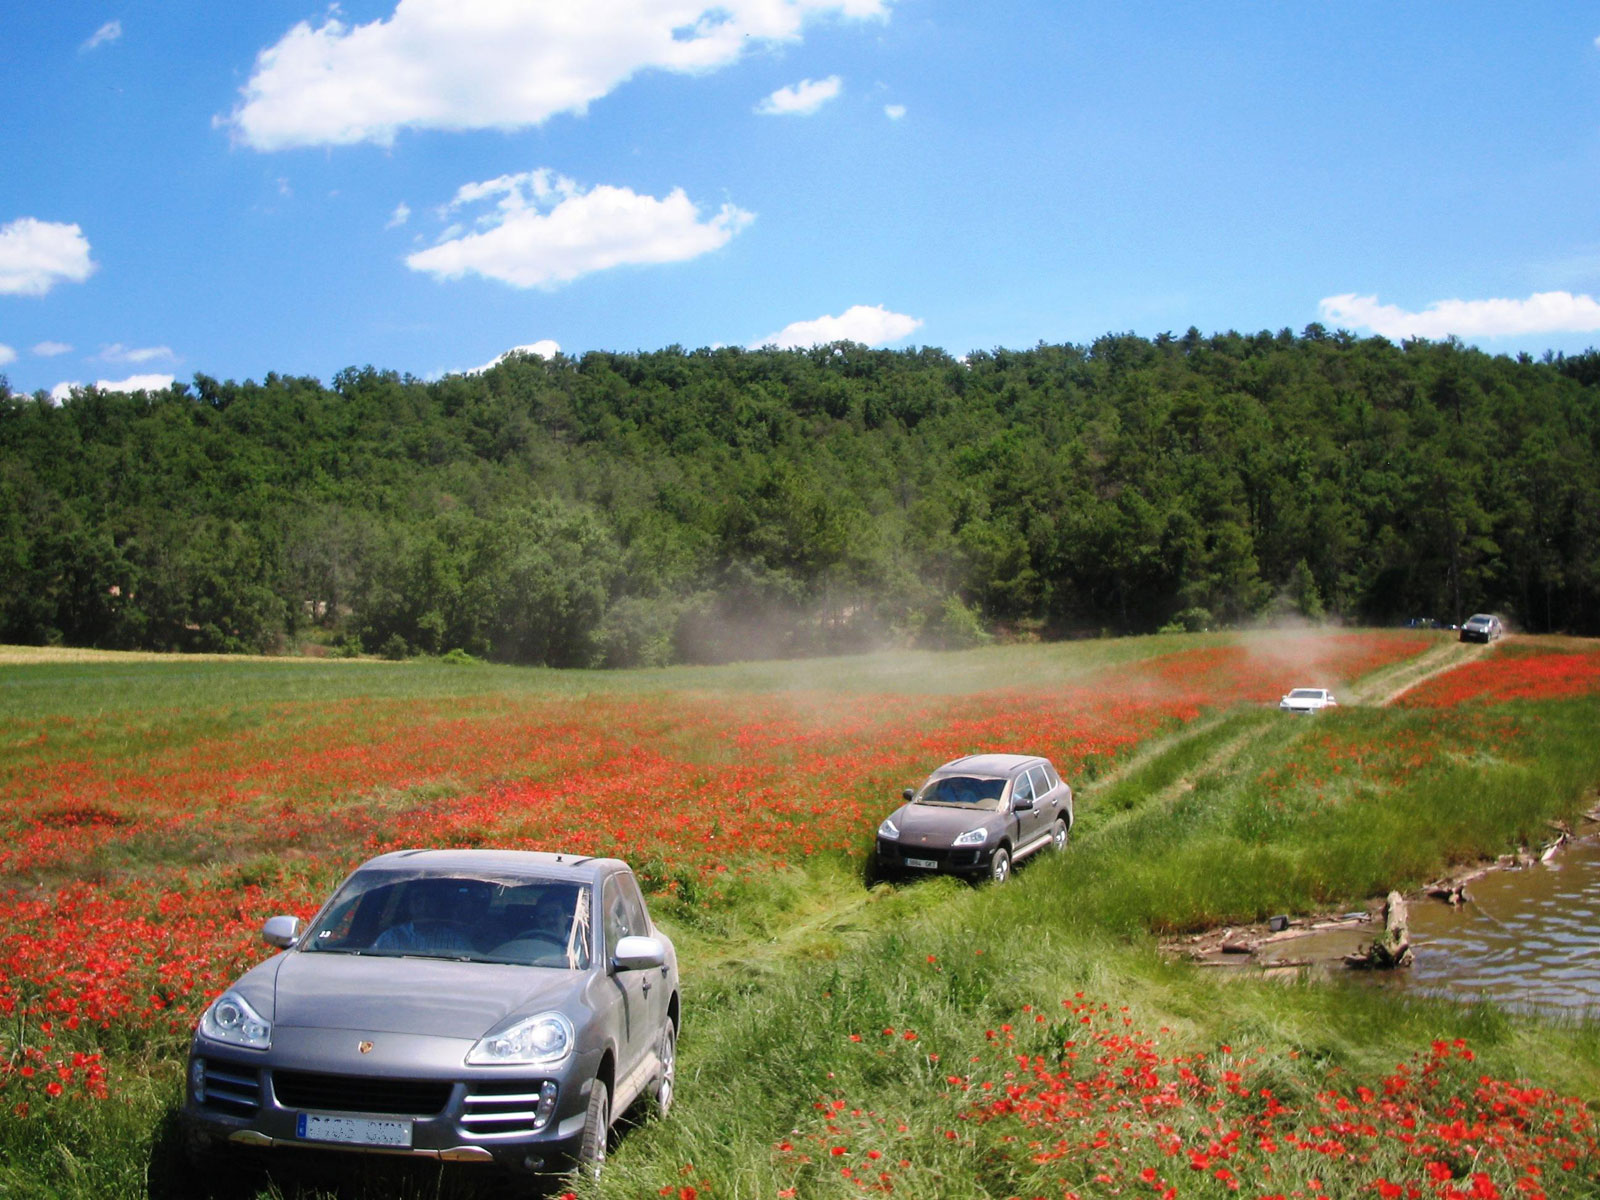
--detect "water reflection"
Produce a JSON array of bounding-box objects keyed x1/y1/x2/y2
[
  {"x1": 1260, "y1": 836, "x2": 1600, "y2": 1015},
  {"x1": 1396, "y1": 835, "x2": 1600, "y2": 1014}
]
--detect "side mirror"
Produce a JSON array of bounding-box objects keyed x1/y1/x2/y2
[
  {"x1": 262, "y1": 915, "x2": 305, "y2": 949},
  {"x1": 902, "y1": 788, "x2": 915, "y2": 801},
  {"x1": 612, "y1": 935, "x2": 666, "y2": 972},
  {"x1": 1013, "y1": 797, "x2": 1035, "y2": 812}
]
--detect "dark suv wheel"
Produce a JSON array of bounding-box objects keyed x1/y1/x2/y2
[{"x1": 989, "y1": 846, "x2": 1012, "y2": 884}]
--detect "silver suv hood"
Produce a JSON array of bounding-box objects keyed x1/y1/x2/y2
[{"x1": 270, "y1": 952, "x2": 581, "y2": 1038}]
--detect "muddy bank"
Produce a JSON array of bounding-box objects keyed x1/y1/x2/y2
[{"x1": 1166, "y1": 802, "x2": 1600, "y2": 1000}]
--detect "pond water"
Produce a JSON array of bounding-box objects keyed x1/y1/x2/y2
[{"x1": 1258, "y1": 834, "x2": 1600, "y2": 1016}]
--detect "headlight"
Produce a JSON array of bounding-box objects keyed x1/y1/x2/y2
[
  {"x1": 952, "y1": 827, "x2": 988, "y2": 847},
  {"x1": 466, "y1": 1011, "x2": 575, "y2": 1067},
  {"x1": 877, "y1": 817, "x2": 900, "y2": 840},
  {"x1": 199, "y1": 991, "x2": 272, "y2": 1051}
]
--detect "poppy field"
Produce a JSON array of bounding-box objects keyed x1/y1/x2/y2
[
  {"x1": 775, "y1": 998, "x2": 1597, "y2": 1200},
  {"x1": 2, "y1": 629, "x2": 1599, "y2": 1199}
]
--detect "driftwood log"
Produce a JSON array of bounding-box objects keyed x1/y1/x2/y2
[
  {"x1": 1345, "y1": 891, "x2": 1413, "y2": 970},
  {"x1": 1425, "y1": 880, "x2": 1468, "y2": 905}
]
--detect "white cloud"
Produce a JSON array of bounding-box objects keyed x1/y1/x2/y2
[
  {"x1": 386, "y1": 202, "x2": 411, "y2": 228},
  {"x1": 0, "y1": 218, "x2": 97, "y2": 296},
  {"x1": 757, "y1": 75, "x2": 842, "y2": 115},
  {"x1": 467, "y1": 340, "x2": 562, "y2": 373},
  {"x1": 33, "y1": 341, "x2": 73, "y2": 357},
  {"x1": 406, "y1": 170, "x2": 754, "y2": 288},
  {"x1": 0, "y1": 344, "x2": 15, "y2": 367},
  {"x1": 751, "y1": 303, "x2": 923, "y2": 349},
  {"x1": 97, "y1": 343, "x2": 176, "y2": 365},
  {"x1": 82, "y1": 21, "x2": 122, "y2": 52},
  {"x1": 50, "y1": 375, "x2": 176, "y2": 400},
  {"x1": 224, "y1": 0, "x2": 892, "y2": 150},
  {"x1": 1319, "y1": 290, "x2": 1600, "y2": 340},
  {"x1": 96, "y1": 374, "x2": 176, "y2": 394},
  {"x1": 884, "y1": 103, "x2": 906, "y2": 120}
]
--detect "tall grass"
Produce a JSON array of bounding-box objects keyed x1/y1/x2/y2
[{"x1": 1060, "y1": 700, "x2": 1600, "y2": 935}]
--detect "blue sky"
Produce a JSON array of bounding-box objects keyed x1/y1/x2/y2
[{"x1": 3, "y1": 2, "x2": 1599, "y2": 398}]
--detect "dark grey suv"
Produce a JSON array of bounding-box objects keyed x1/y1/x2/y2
[
  {"x1": 874, "y1": 753, "x2": 1073, "y2": 883},
  {"x1": 183, "y1": 849, "x2": 679, "y2": 1185}
]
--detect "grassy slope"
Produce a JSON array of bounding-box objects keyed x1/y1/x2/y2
[{"x1": 1, "y1": 634, "x2": 1597, "y2": 1199}]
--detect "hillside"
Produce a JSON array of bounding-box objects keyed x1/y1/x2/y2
[{"x1": 4, "y1": 331, "x2": 1600, "y2": 664}]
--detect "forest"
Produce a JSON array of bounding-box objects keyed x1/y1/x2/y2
[{"x1": 3, "y1": 327, "x2": 1599, "y2": 666}]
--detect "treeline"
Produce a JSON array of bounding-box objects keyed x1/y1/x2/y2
[{"x1": 3, "y1": 328, "x2": 1599, "y2": 665}]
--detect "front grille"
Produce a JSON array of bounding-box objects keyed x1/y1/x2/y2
[
  {"x1": 461, "y1": 1078, "x2": 557, "y2": 1136},
  {"x1": 879, "y1": 840, "x2": 981, "y2": 868},
  {"x1": 198, "y1": 1058, "x2": 262, "y2": 1116},
  {"x1": 272, "y1": 1070, "x2": 454, "y2": 1116}
]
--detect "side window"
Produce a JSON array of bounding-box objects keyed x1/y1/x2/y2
[
  {"x1": 1012, "y1": 772, "x2": 1033, "y2": 805},
  {"x1": 603, "y1": 873, "x2": 648, "y2": 957},
  {"x1": 1041, "y1": 762, "x2": 1060, "y2": 790},
  {"x1": 1029, "y1": 766, "x2": 1052, "y2": 798},
  {"x1": 602, "y1": 877, "x2": 628, "y2": 958},
  {"x1": 618, "y1": 873, "x2": 651, "y2": 936}
]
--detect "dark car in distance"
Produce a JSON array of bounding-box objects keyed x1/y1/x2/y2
[
  {"x1": 182, "y1": 849, "x2": 679, "y2": 1187},
  {"x1": 875, "y1": 753, "x2": 1073, "y2": 884}
]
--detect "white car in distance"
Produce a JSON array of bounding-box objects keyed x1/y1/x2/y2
[{"x1": 1279, "y1": 687, "x2": 1337, "y2": 714}]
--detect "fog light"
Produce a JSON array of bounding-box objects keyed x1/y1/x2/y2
[
  {"x1": 189, "y1": 1057, "x2": 207, "y2": 1103},
  {"x1": 532, "y1": 1081, "x2": 558, "y2": 1130}
]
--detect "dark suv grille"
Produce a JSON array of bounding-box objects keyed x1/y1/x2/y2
[
  {"x1": 272, "y1": 1070, "x2": 453, "y2": 1116},
  {"x1": 877, "y1": 840, "x2": 981, "y2": 868}
]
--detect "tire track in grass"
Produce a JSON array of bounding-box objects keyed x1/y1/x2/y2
[
  {"x1": 1077, "y1": 640, "x2": 1451, "y2": 837},
  {"x1": 1370, "y1": 638, "x2": 1491, "y2": 706},
  {"x1": 1077, "y1": 708, "x2": 1277, "y2": 840}
]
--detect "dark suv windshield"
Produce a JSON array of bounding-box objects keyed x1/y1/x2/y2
[
  {"x1": 303, "y1": 870, "x2": 593, "y2": 969},
  {"x1": 917, "y1": 775, "x2": 1007, "y2": 810}
]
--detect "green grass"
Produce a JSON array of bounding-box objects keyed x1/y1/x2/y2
[{"x1": 3, "y1": 635, "x2": 1599, "y2": 1199}]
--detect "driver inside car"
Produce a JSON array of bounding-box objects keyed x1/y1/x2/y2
[{"x1": 371, "y1": 880, "x2": 479, "y2": 954}]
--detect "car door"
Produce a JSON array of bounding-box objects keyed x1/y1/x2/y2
[
  {"x1": 1031, "y1": 764, "x2": 1066, "y2": 831},
  {"x1": 616, "y1": 871, "x2": 670, "y2": 1039},
  {"x1": 601, "y1": 874, "x2": 653, "y2": 1093},
  {"x1": 1009, "y1": 768, "x2": 1046, "y2": 850}
]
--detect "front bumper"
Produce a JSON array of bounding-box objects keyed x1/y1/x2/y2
[
  {"x1": 875, "y1": 837, "x2": 993, "y2": 879},
  {"x1": 183, "y1": 1045, "x2": 597, "y2": 1175}
]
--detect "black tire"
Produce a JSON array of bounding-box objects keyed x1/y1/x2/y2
[
  {"x1": 1050, "y1": 817, "x2": 1070, "y2": 853},
  {"x1": 989, "y1": 846, "x2": 1012, "y2": 884},
  {"x1": 649, "y1": 1021, "x2": 677, "y2": 1117},
  {"x1": 576, "y1": 1080, "x2": 609, "y2": 1180}
]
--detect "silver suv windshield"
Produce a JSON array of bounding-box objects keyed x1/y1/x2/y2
[
  {"x1": 917, "y1": 775, "x2": 1007, "y2": 810},
  {"x1": 303, "y1": 869, "x2": 593, "y2": 969}
]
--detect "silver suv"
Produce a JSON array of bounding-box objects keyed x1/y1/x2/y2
[
  {"x1": 875, "y1": 753, "x2": 1073, "y2": 884},
  {"x1": 183, "y1": 849, "x2": 678, "y2": 1185}
]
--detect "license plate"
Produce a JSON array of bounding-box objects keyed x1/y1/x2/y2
[
  {"x1": 296, "y1": 1112, "x2": 414, "y2": 1148},
  {"x1": 905, "y1": 857, "x2": 938, "y2": 869}
]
